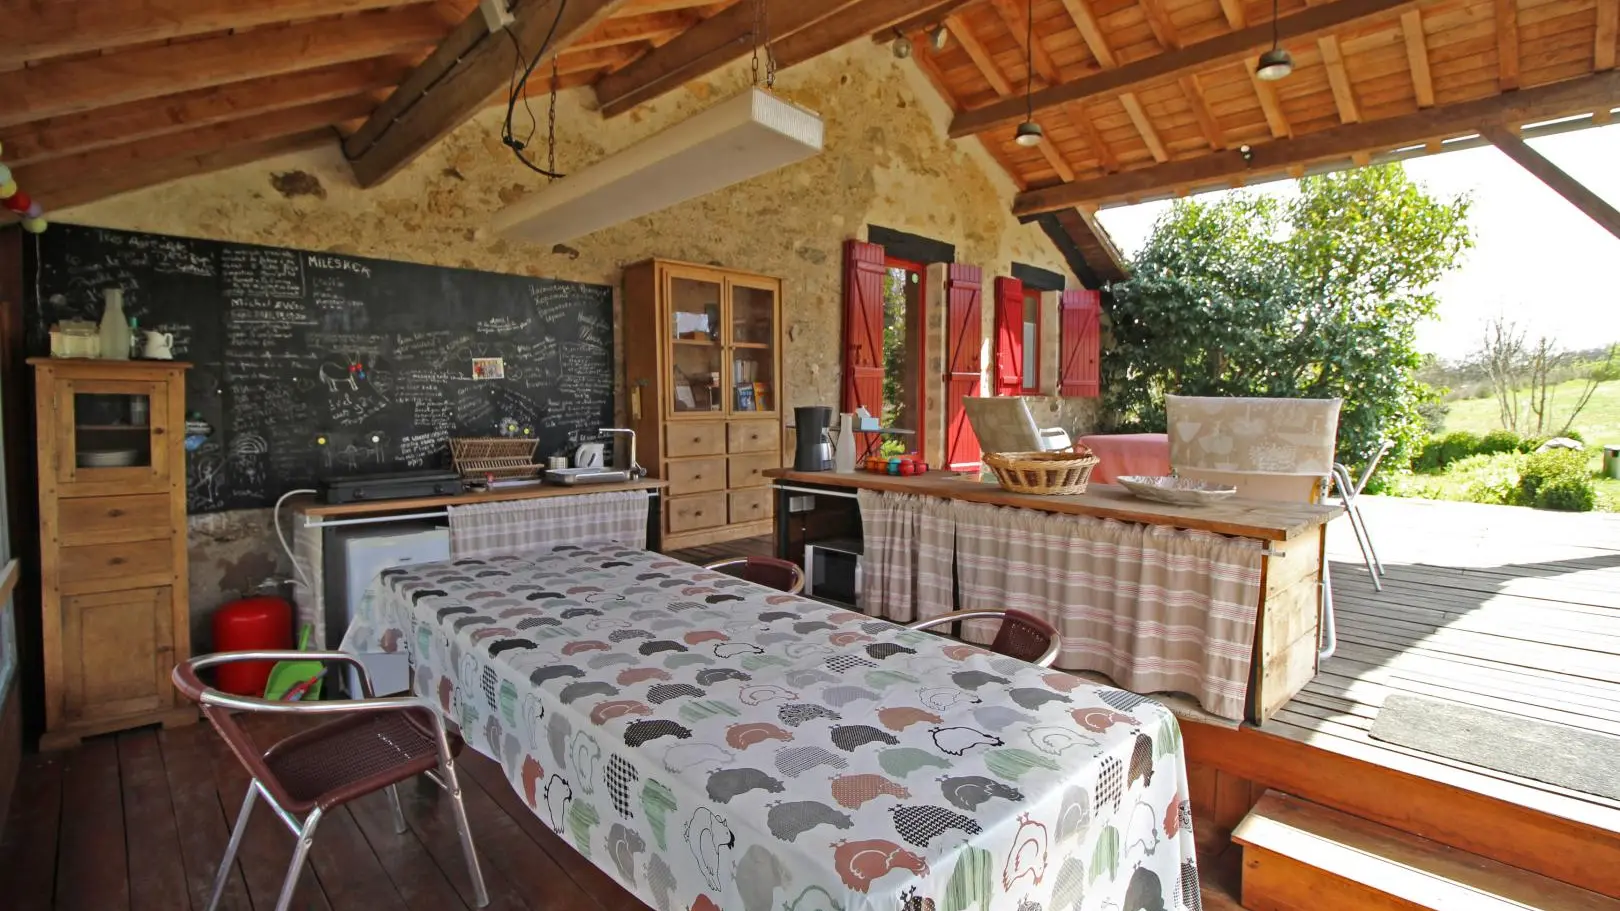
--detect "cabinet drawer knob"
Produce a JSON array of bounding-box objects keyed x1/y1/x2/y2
[
  {"x1": 107, "y1": 509, "x2": 124, "y2": 517},
  {"x1": 694, "y1": 510, "x2": 703, "y2": 517},
  {"x1": 109, "y1": 556, "x2": 126, "y2": 566}
]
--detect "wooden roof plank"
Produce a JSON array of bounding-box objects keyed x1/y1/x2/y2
[
  {"x1": 1247, "y1": 54, "x2": 1296, "y2": 135},
  {"x1": 1220, "y1": 0, "x2": 1251, "y2": 27},
  {"x1": 0, "y1": 0, "x2": 437, "y2": 70},
  {"x1": 0, "y1": 8, "x2": 445, "y2": 131},
  {"x1": 1, "y1": 58, "x2": 407, "y2": 169},
  {"x1": 1483, "y1": 124, "x2": 1620, "y2": 239},
  {"x1": 1497, "y1": 0, "x2": 1521, "y2": 88},
  {"x1": 1319, "y1": 34, "x2": 1365, "y2": 120},
  {"x1": 950, "y1": 0, "x2": 1420, "y2": 136},
  {"x1": 1402, "y1": 9, "x2": 1439, "y2": 104},
  {"x1": 1013, "y1": 68, "x2": 1620, "y2": 212}
]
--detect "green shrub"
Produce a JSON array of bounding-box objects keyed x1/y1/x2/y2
[
  {"x1": 1516, "y1": 450, "x2": 1595, "y2": 512},
  {"x1": 1450, "y1": 453, "x2": 1523, "y2": 505},
  {"x1": 1414, "y1": 430, "x2": 1482, "y2": 472},
  {"x1": 1476, "y1": 429, "x2": 1524, "y2": 455}
]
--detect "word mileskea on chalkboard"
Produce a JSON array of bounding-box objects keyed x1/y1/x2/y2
[{"x1": 25, "y1": 224, "x2": 615, "y2": 513}]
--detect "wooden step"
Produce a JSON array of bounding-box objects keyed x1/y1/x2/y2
[{"x1": 1232, "y1": 791, "x2": 1620, "y2": 911}]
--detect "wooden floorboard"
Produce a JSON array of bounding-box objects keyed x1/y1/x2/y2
[
  {"x1": 118, "y1": 731, "x2": 191, "y2": 911},
  {"x1": 55, "y1": 736, "x2": 129, "y2": 911},
  {"x1": 1272, "y1": 495, "x2": 1620, "y2": 838},
  {"x1": 0, "y1": 752, "x2": 63, "y2": 911}
]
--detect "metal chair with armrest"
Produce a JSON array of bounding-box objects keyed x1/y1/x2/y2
[
  {"x1": 704, "y1": 555, "x2": 806, "y2": 594},
  {"x1": 172, "y1": 650, "x2": 489, "y2": 911},
  {"x1": 1332, "y1": 439, "x2": 1394, "y2": 589},
  {"x1": 906, "y1": 609, "x2": 1063, "y2": 668}
]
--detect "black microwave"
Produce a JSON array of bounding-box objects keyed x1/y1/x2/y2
[{"x1": 804, "y1": 543, "x2": 862, "y2": 607}]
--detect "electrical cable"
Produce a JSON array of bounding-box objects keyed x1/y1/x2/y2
[
  {"x1": 275, "y1": 488, "x2": 319, "y2": 595},
  {"x1": 501, "y1": 0, "x2": 568, "y2": 179}
]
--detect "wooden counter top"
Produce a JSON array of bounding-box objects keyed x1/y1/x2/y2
[
  {"x1": 765, "y1": 469, "x2": 1339, "y2": 541},
  {"x1": 288, "y1": 479, "x2": 667, "y2": 517}
]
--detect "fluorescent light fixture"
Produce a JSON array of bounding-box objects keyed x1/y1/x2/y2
[{"x1": 494, "y1": 88, "x2": 824, "y2": 246}]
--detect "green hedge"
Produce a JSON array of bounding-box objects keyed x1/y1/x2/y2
[
  {"x1": 1516, "y1": 450, "x2": 1596, "y2": 511},
  {"x1": 1413, "y1": 428, "x2": 1588, "y2": 472}
]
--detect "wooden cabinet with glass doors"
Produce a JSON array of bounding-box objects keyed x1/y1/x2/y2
[
  {"x1": 624, "y1": 259, "x2": 783, "y2": 550},
  {"x1": 29, "y1": 358, "x2": 195, "y2": 750}
]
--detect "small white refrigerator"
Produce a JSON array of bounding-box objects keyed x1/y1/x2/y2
[{"x1": 332, "y1": 524, "x2": 450, "y2": 696}]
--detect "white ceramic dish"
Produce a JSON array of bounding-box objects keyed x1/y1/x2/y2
[
  {"x1": 78, "y1": 449, "x2": 141, "y2": 468},
  {"x1": 1117, "y1": 474, "x2": 1237, "y2": 506}
]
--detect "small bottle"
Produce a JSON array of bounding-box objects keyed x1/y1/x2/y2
[{"x1": 98, "y1": 288, "x2": 131, "y2": 360}]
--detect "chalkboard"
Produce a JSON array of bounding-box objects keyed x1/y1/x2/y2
[{"x1": 24, "y1": 224, "x2": 615, "y2": 513}]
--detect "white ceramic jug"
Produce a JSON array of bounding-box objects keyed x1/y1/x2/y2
[
  {"x1": 834, "y1": 412, "x2": 857, "y2": 473},
  {"x1": 141, "y1": 330, "x2": 175, "y2": 360}
]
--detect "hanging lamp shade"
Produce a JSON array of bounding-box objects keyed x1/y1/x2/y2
[
  {"x1": 1255, "y1": 47, "x2": 1294, "y2": 81},
  {"x1": 1014, "y1": 120, "x2": 1044, "y2": 147},
  {"x1": 494, "y1": 88, "x2": 823, "y2": 246}
]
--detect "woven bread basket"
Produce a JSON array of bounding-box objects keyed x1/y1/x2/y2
[{"x1": 983, "y1": 445, "x2": 1100, "y2": 495}]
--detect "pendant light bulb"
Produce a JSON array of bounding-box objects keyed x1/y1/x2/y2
[
  {"x1": 929, "y1": 24, "x2": 950, "y2": 51},
  {"x1": 1014, "y1": 0, "x2": 1043, "y2": 147},
  {"x1": 1255, "y1": 47, "x2": 1293, "y2": 80},
  {"x1": 892, "y1": 34, "x2": 912, "y2": 58},
  {"x1": 1015, "y1": 120, "x2": 1045, "y2": 147},
  {"x1": 1255, "y1": 0, "x2": 1293, "y2": 81}
]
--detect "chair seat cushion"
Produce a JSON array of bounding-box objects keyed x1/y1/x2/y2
[{"x1": 263, "y1": 707, "x2": 450, "y2": 813}]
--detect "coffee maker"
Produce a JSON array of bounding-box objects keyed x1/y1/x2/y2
[{"x1": 794, "y1": 406, "x2": 834, "y2": 471}]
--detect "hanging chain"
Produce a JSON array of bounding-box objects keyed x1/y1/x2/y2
[
  {"x1": 548, "y1": 56, "x2": 560, "y2": 181},
  {"x1": 750, "y1": 0, "x2": 776, "y2": 88}
]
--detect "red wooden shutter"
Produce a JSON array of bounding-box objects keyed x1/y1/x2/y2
[
  {"x1": 842, "y1": 240, "x2": 886, "y2": 435},
  {"x1": 993, "y1": 276, "x2": 1024, "y2": 396},
  {"x1": 1059, "y1": 289, "x2": 1102, "y2": 397},
  {"x1": 944, "y1": 264, "x2": 984, "y2": 471}
]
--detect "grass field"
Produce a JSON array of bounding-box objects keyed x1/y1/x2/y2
[{"x1": 1428, "y1": 379, "x2": 1620, "y2": 510}]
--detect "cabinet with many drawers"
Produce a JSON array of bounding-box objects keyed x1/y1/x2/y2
[
  {"x1": 30, "y1": 358, "x2": 196, "y2": 750},
  {"x1": 623, "y1": 259, "x2": 783, "y2": 550}
]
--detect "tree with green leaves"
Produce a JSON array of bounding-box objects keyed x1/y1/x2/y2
[{"x1": 1103, "y1": 165, "x2": 1472, "y2": 468}]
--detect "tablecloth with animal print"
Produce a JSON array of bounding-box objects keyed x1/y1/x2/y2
[{"x1": 342, "y1": 542, "x2": 1200, "y2": 911}]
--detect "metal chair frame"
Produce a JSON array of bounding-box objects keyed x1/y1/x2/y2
[
  {"x1": 1331, "y1": 439, "x2": 1393, "y2": 591},
  {"x1": 173, "y1": 650, "x2": 489, "y2": 911},
  {"x1": 905, "y1": 609, "x2": 1063, "y2": 668},
  {"x1": 704, "y1": 555, "x2": 806, "y2": 594}
]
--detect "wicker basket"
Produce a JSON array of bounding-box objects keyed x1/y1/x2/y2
[
  {"x1": 983, "y1": 445, "x2": 1100, "y2": 496},
  {"x1": 450, "y1": 437, "x2": 542, "y2": 482}
]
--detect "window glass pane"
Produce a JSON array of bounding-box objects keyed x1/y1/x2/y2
[
  {"x1": 75, "y1": 392, "x2": 153, "y2": 468},
  {"x1": 1023, "y1": 317, "x2": 1038, "y2": 389},
  {"x1": 880, "y1": 264, "x2": 923, "y2": 454}
]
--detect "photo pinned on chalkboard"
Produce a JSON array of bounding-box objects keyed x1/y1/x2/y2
[{"x1": 473, "y1": 356, "x2": 505, "y2": 380}]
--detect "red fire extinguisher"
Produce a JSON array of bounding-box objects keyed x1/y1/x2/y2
[{"x1": 211, "y1": 595, "x2": 293, "y2": 696}]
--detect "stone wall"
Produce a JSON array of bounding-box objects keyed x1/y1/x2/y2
[{"x1": 60, "y1": 40, "x2": 1092, "y2": 647}]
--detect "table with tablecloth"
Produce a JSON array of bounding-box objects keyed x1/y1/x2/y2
[
  {"x1": 342, "y1": 542, "x2": 1200, "y2": 911},
  {"x1": 1078, "y1": 434, "x2": 1172, "y2": 485}
]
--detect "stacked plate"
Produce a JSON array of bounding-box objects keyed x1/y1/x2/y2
[
  {"x1": 1117, "y1": 475, "x2": 1237, "y2": 506},
  {"x1": 77, "y1": 449, "x2": 141, "y2": 468}
]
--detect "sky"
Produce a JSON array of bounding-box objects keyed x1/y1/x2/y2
[{"x1": 1095, "y1": 121, "x2": 1620, "y2": 363}]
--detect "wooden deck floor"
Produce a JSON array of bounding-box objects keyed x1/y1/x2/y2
[{"x1": 1282, "y1": 495, "x2": 1620, "y2": 828}]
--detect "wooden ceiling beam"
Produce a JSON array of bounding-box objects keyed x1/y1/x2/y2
[
  {"x1": 1483, "y1": 125, "x2": 1620, "y2": 240},
  {"x1": 1012, "y1": 69, "x2": 1620, "y2": 214},
  {"x1": 1119, "y1": 93, "x2": 1170, "y2": 161},
  {"x1": 1596, "y1": 0, "x2": 1617, "y2": 72},
  {"x1": 1218, "y1": 0, "x2": 1248, "y2": 29},
  {"x1": 870, "y1": 0, "x2": 981, "y2": 39},
  {"x1": 1, "y1": 59, "x2": 408, "y2": 169},
  {"x1": 950, "y1": 0, "x2": 1418, "y2": 138},
  {"x1": 0, "y1": 8, "x2": 444, "y2": 131},
  {"x1": 1496, "y1": 0, "x2": 1519, "y2": 90},
  {"x1": 1180, "y1": 73, "x2": 1226, "y2": 149},
  {"x1": 1139, "y1": 0, "x2": 1182, "y2": 50},
  {"x1": 950, "y1": 12, "x2": 1077, "y2": 181},
  {"x1": 1402, "y1": 10, "x2": 1435, "y2": 108},
  {"x1": 571, "y1": 12, "x2": 693, "y2": 50},
  {"x1": 1072, "y1": 101, "x2": 1119, "y2": 171},
  {"x1": 1247, "y1": 55, "x2": 1294, "y2": 137},
  {"x1": 35, "y1": 132, "x2": 334, "y2": 213},
  {"x1": 0, "y1": 0, "x2": 438, "y2": 69},
  {"x1": 345, "y1": 0, "x2": 629, "y2": 188},
  {"x1": 1057, "y1": 0, "x2": 1119, "y2": 68},
  {"x1": 1318, "y1": 35, "x2": 1361, "y2": 122},
  {"x1": 594, "y1": 0, "x2": 862, "y2": 117},
  {"x1": 16, "y1": 98, "x2": 377, "y2": 210},
  {"x1": 770, "y1": 0, "x2": 970, "y2": 70}
]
